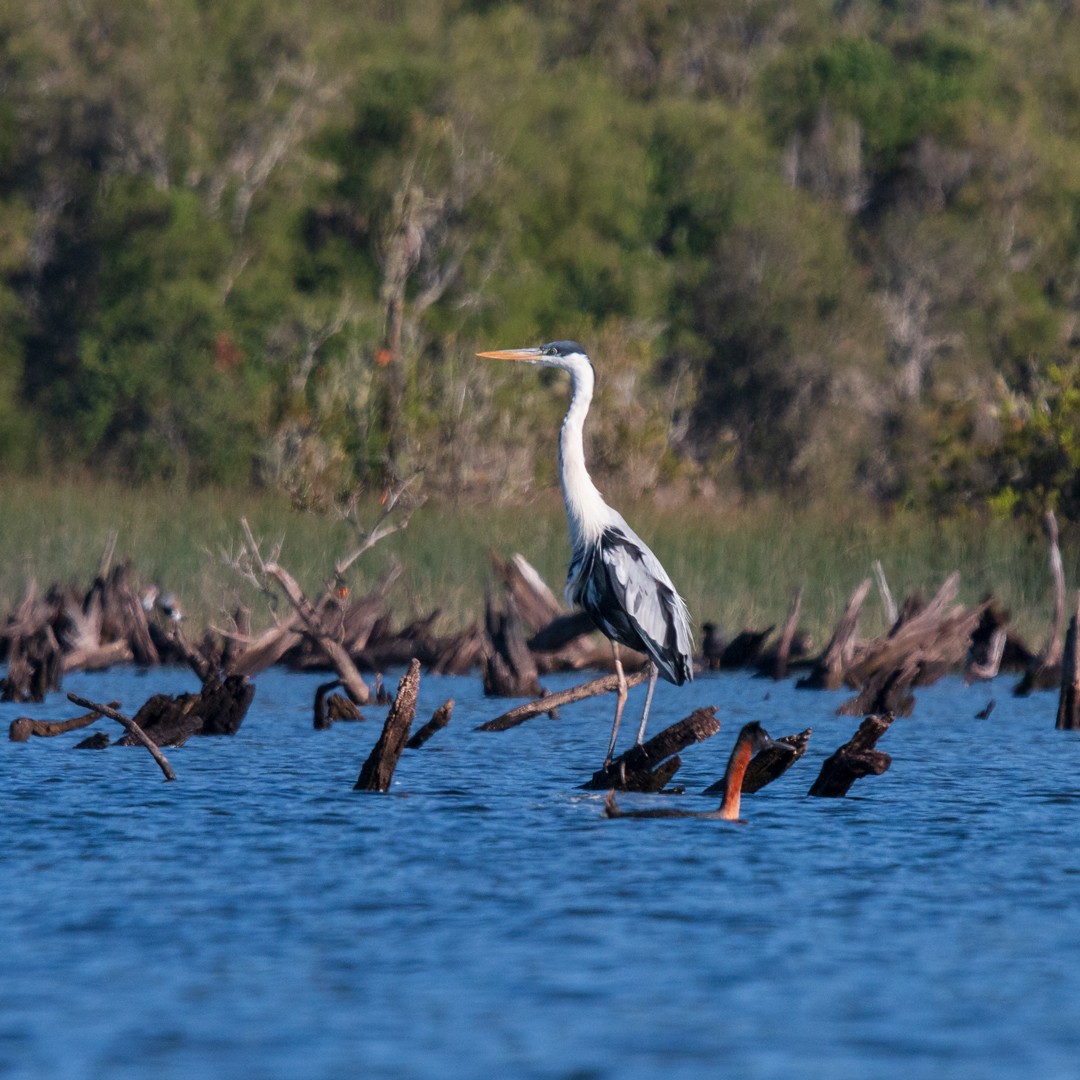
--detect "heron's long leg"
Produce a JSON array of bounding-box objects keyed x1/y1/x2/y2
[
  {"x1": 636, "y1": 660, "x2": 659, "y2": 746},
  {"x1": 604, "y1": 641, "x2": 628, "y2": 767}
]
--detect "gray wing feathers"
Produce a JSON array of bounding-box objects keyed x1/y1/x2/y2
[{"x1": 593, "y1": 525, "x2": 694, "y2": 685}]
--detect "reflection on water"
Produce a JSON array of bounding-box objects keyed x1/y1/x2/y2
[{"x1": 3, "y1": 666, "x2": 1080, "y2": 1079}]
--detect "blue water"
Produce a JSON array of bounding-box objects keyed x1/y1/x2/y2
[{"x1": 2, "y1": 664, "x2": 1079, "y2": 1079}]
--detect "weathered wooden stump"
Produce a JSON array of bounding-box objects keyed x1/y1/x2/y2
[
  {"x1": 808, "y1": 714, "x2": 894, "y2": 797},
  {"x1": 74, "y1": 731, "x2": 111, "y2": 749},
  {"x1": 758, "y1": 587, "x2": 805, "y2": 680},
  {"x1": 113, "y1": 674, "x2": 254, "y2": 747},
  {"x1": 406, "y1": 700, "x2": 454, "y2": 749},
  {"x1": 482, "y1": 594, "x2": 542, "y2": 698},
  {"x1": 1055, "y1": 592, "x2": 1080, "y2": 730},
  {"x1": 2, "y1": 626, "x2": 64, "y2": 703},
  {"x1": 1016, "y1": 511, "x2": 1067, "y2": 696},
  {"x1": 797, "y1": 579, "x2": 872, "y2": 690},
  {"x1": 355, "y1": 659, "x2": 421, "y2": 791},
  {"x1": 582, "y1": 707, "x2": 721, "y2": 792},
  {"x1": 837, "y1": 660, "x2": 918, "y2": 718}
]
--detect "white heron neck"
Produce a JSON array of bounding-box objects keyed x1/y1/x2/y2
[{"x1": 559, "y1": 362, "x2": 610, "y2": 548}]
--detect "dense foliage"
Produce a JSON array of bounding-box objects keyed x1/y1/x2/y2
[{"x1": 3, "y1": 0, "x2": 1080, "y2": 515}]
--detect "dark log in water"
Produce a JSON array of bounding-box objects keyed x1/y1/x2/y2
[
  {"x1": 720, "y1": 627, "x2": 775, "y2": 669},
  {"x1": 104, "y1": 674, "x2": 254, "y2": 748},
  {"x1": 837, "y1": 660, "x2": 918, "y2": 718},
  {"x1": 406, "y1": 700, "x2": 454, "y2": 749},
  {"x1": 74, "y1": 731, "x2": 111, "y2": 749},
  {"x1": 355, "y1": 659, "x2": 421, "y2": 792},
  {"x1": 68, "y1": 693, "x2": 176, "y2": 781},
  {"x1": 8, "y1": 702, "x2": 117, "y2": 742},
  {"x1": 582, "y1": 707, "x2": 721, "y2": 792},
  {"x1": 477, "y1": 669, "x2": 649, "y2": 731},
  {"x1": 482, "y1": 592, "x2": 542, "y2": 698},
  {"x1": 1055, "y1": 592, "x2": 1080, "y2": 731},
  {"x1": 2, "y1": 624, "x2": 64, "y2": 703},
  {"x1": 808, "y1": 714, "x2": 894, "y2": 797}
]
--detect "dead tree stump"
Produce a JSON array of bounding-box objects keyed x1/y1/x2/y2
[
  {"x1": 74, "y1": 732, "x2": 111, "y2": 749},
  {"x1": 798, "y1": 579, "x2": 872, "y2": 690},
  {"x1": 837, "y1": 660, "x2": 918, "y2": 718},
  {"x1": 113, "y1": 675, "x2": 254, "y2": 747},
  {"x1": 582, "y1": 707, "x2": 721, "y2": 792},
  {"x1": 355, "y1": 659, "x2": 421, "y2": 791},
  {"x1": 406, "y1": 700, "x2": 454, "y2": 749},
  {"x1": 482, "y1": 593, "x2": 542, "y2": 698},
  {"x1": 1055, "y1": 592, "x2": 1080, "y2": 730},
  {"x1": 808, "y1": 714, "x2": 894, "y2": 797},
  {"x1": 2, "y1": 625, "x2": 64, "y2": 703}
]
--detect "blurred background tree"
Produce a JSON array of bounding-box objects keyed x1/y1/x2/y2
[{"x1": 1, "y1": 0, "x2": 1079, "y2": 519}]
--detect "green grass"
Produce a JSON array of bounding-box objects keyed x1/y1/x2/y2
[{"x1": 0, "y1": 473, "x2": 1070, "y2": 651}]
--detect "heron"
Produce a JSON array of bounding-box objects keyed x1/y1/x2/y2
[{"x1": 477, "y1": 340, "x2": 693, "y2": 766}]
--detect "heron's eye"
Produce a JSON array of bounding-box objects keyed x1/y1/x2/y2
[{"x1": 543, "y1": 345, "x2": 557, "y2": 356}]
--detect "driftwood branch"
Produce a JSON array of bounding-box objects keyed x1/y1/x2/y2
[
  {"x1": 477, "y1": 669, "x2": 649, "y2": 731},
  {"x1": 406, "y1": 699, "x2": 454, "y2": 749},
  {"x1": 67, "y1": 693, "x2": 176, "y2": 782},
  {"x1": 355, "y1": 659, "x2": 421, "y2": 791},
  {"x1": 582, "y1": 707, "x2": 721, "y2": 792},
  {"x1": 808, "y1": 714, "x2": 893, "y2": 797},
  {"x1": 9, "y1": 702, "x2": 118, "y2": 742}
]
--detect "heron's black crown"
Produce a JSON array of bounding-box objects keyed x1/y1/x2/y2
[{"x1": 542, "y1": 340, "x2": 588, "y2": 358}]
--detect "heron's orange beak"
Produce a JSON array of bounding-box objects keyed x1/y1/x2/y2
[{"x1": 476, "y1": 347, "x2": 544, "y2": 362}]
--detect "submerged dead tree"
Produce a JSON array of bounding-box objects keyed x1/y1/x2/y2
[
  {"x1": 406, "y1": 699, "x2": 453, "y2": 749},
  {"x1": 798, "y1": 579, "x2": 872, "y2": 690},
  {"x1": 582, "y1": 707, "x2": 721, "y2": 793},
  {"x1": 482, "y1": 591, "x2": 542, "y2": 698},
  {"x1": 68, "y1": 694, "x2": 176, "y2": 781},
  {"x1": 808, "y1": 714, "x2": 894, "y2": 797},
  {"x1": 355, "y1": 659, "x2": 421, "y2": 791},
  {"x1": 1055, "y1": 592, "x2": 1080, "y2": 730}
]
